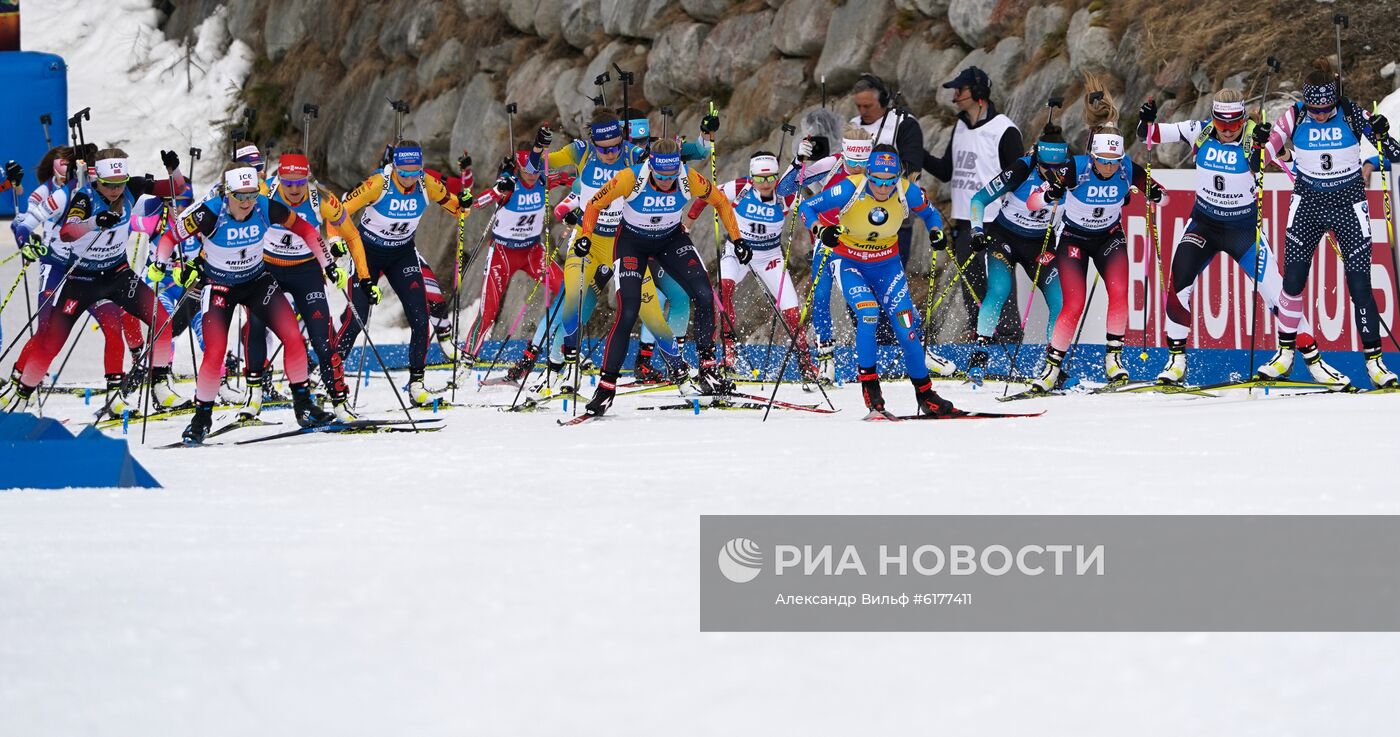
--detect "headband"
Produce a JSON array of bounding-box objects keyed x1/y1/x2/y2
[
  {"x1": 1036, "y1": 141, "x2": 1069, "y2": 165},
  {"x1": 1211, "y1": 100, "x2": 1247, "y2": 121},
  {"x1": 1303, "y1": 80, "x2": 1338, "y2": 108},
  {"x1": 225, "y1": 166, "x2": 260, "y2": 191},
  {"x1": 278, "y1": 153, "x2": 310, "y2": 180},
  {"x1": 842, "y1": 137, "x2": 873, "y2": 163},
  {"x1": 94, "y1": 157, "x2": 128, "y2": 181},
  {"x1": 749, "y1": 154, "x2": 780, "y2": 176},
  {"x1": 591, "y1": 119, "x2": 623, "y2": 141},
  {"x1": 649, "y1": 151, "x2": 681, "y2": 173},
  {"x1": 393, "y1": 146, "x2": 424, "y2": 167},
  {"x1": 1091, "y1": 133, "x2": 1125, "y2": 160},
  {"x1": 866, "y1": 150, "x2": 901, "y2": 177}
]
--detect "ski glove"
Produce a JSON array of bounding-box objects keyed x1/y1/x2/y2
[
  {"x1": 572, "y1": 235, "x2": 592, "y2": 258},
  {"x1": 928, "y1": 227, "x2": 947, "y2": 250},
  {"x1": 1139, "y1": 99, "x2": 1157, "y2": 123},
  {"x1": 534, "y1": 125, "x2": 553, "y2": 149},
  {"x1": 4, "y1": 160, "x2": 22, "y2": 185},
  {"x1": 172, "y1": 260, "x2": 201, "y2": 288},
  {"x1": 357, "y1": 277, "x2": 383, "y2": 305},
  {"x1": 18, "y1": 236, "x2": 47, "y2": 263},
  {"x1": 562, "y1": 209, "x2": 581, "y2": 226},
  {"x1": 1371, "y1": 114, "x2": 1391, "y2": 141},
  {"x1": 1145, "y1": 180, "x2": 1163, "y2": 204},
  {"x1": 1252, "y1": 121, "x2": 1273, "y2": 148},
  {"x1": 95, "y1": 210, "x2": 122, "y2": 229},
  {"x1": 325, "y1": 263, "x2": 349, "y2": 291},
  {"x1": 797, "y1": 138, "x2": 814, "y2": 160},
  {"x1": 971, "y1": 231, "x2": 994, "y2": 251},
  {"x1": 457, "y1": 152, "x2": 473, "y2": 171},
  {"x1": 160, "y1": 149, "x2": 180, "y2": 172},
  {"x1": 733, "y1": 238, "x2": 752, "y2": 265},
  {"x1": 700, "y1": 115, "x2": 720, "y2": 134},
  {"x1": 812, "y1": 224, "x2": 842, "y2": 249},
  {"x1": 1044, "y1": 180, "x2": 1066, "y2": 204},
  {"x1": 328, "y1": 236, "x2": 349, "y2": 259}
]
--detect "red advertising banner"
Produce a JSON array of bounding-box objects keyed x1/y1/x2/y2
[{"x1": 1122, "y1": 170, "x2": 1400, "y2": 352}]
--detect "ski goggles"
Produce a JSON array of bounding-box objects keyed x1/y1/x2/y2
[
  {"x1": 867, "y1": 173, "x2": 899, "y2": 187},
  {"x1": 593, "y1": 141, "x2": 625, "y2": 155},
  {"x1": 95, "y1": 175, "x2": 130, "y2": 188},
  {"x1": 278, "y1": 176, "x2": 309, "y2": 188},
  {"x1": 650, "y1": 170, "x2": 679, "y2": 182},
  {"x1": 1305, "y1": 103, "x2": 1337, "y2": 116},
  {"x1": 751, "y1": 173, "x2": 779, "y2": 184},
  {"x1": 394, "y1": 166, "x2": 423, "y2": 179},
  {"x1": 229, "y1": 189, "x2": 261, "y2": 202},
  {"x1": 1090, "y1": 133, "x2": 1125, "y2": 164}
]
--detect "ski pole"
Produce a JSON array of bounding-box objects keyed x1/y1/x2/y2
[
  {"x1": 343, "y1": 300, "x2": 417, "y2": 429},
  {"x1": 1247, "y1": 59, "x2": 1279, "y2": 385},
  {"x1": 450, "y1": 158, "x2": 470, "y2": 402},
  {"x1": 764, "y1": 240, "x2": 834, "y2": 422},
  {"x1": 1003, "y1": 200, "x2": 1058, "y2": 397}
]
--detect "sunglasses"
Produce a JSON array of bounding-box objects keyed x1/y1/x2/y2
[
  {"x1": 396, "y1": 168, "x2": 423, "y2": 179},
  {"x1": 651, "y1": 171, "x2": 679, "y2": 181},
  {"x1": 751, "y1": 174, "x2": 779, "y2": 184},
  {"x1": 593, "y1": 142, "x2": 624, "y2": 155},
  {"x1": 867, "y1": 174, "x2": 898, "y2": 187},
  {"x1": 96, "y1": 177, "x2": 129, "y2": 187},
  {"x1": 1305, "y1": 105, "x2": 1336, "y2": 115},
  {"x1": 1091, "y1": 155, "x2": 1123, "y2": 166},
  {"x1": 279, "y1": 177, "x2": 308, "y2": 187},
  {"x1": 230, "y1": 190, "x2": 260, "y2": 202}
]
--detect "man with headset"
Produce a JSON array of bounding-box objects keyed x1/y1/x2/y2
[{"x1": 923, "y1": 66, "x2": 1025, "y2": 342}]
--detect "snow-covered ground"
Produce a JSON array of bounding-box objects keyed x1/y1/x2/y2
[
  {"x1": 4, "y1": 368, "x2": 1400, "y2": 735},
  {"x1": 19, "y1": 0, "x2": 253, "y2": 176}
]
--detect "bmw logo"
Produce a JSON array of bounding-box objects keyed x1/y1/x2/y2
[{"x1": 868, "y1": 207, "x2": 888, "y2": 225}]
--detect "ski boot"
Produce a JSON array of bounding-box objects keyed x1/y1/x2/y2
[
  {"x1": 1298, "y1": 334, "x2": 1353, "y2": 391},
  {"x1": 924, "y1": 348, "x2": 958, "y2": 377},
  {"x1": 291, "y1": 381, "x2": 335, "y2": 428},
  {"x1": 815, "y1": 340, "x2": 836, "y2": 383},
  {"x1": 406, "y1": 369, "x2": 435, "y2": 406},
  {"x1": 4, "y1": 382, "x2": 36, "y2": 413},
  {"x1": 1365, "y1": 346, "x2": 1399, "y2": 389},
  {"x1": 1029, "y1": 348, "x2": 1064, "y2": 394},
  {"x1": 329, "y1": 384, "x2": 357, "y2": 422},
  {"x1": 858, "y1": 367, "x2": 891, "y2": 419},
  {"x1": 0, "y1": 368, "x2": 18, "y2": 403},
  {"x1": 967, "y1": 335, "x2": 993, "y2": 386},
  {"x1": 435, "y1": 326, "x2": 461, "y2": 363},
  {"x1": 239, "y1": 370, "x2": 266, "y2": 419},
  {"x1": 799, "y1": 355, "x2": 823, "y2": 389},
  {"x1": 529, "y1": 357, "x2": 566, "y2": 399},
  {"x1": 584, "y1": 373, "x2": 618, "y2": 416},
  {"x1": 505, "y1": 343, "x2": 542, "y2": 385},
  {"x1": 149, "y1": 366, "x2": 186, "y2": 409},
  {"x1": 1156, "y1": 339, "x2": 1187, "y2": 385},
  {"x1": 666, "y1": 356, "x2": 695, "y2": 393},
  {"x1": 103, "y1": 373, "x2": 133, "y2": 418},
  {"x1": 1104, "y1": 336, "x2": 1129, "y2": 384},
  {"x1": 181, "y1": 400, "x2": 215, "y2": 445},
  {"x1": 913, "y1": 377, "x2": 957, "y2": 417},
  {"x1": 695, "y1": 348, "x2": 736, "y2": 396},
  {"x1": 633, "y1": 341, "x2": 667, "y2": 384},
  {"x1": 1255, "y1": 335, "x2": 1296, "y2": 380}
]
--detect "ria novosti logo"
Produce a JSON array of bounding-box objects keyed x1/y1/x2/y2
[{"x1": 717, "y1": 538, "x2": 763, "y2": 583}]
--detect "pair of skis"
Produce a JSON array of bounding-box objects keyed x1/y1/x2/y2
[{"x1": 159, "y1": 417, "x2": 442, "y2": 448}]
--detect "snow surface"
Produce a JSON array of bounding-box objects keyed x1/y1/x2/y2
[
  {"x1": 19, "y1": 0, "x2": 253, "y2": 176},
  {"x1": 3, "y1": 5, "x2": 1398, "y2": 736}
]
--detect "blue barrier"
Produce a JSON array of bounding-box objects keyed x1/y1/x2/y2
[
  {"x1": 0, "y1": 50, "x2": 67, "y2": 217},
  {"x1": 347, "y1": 340, "x2": 1396, "y2": 387},
  {"x1": 0, "y1": 413, "x2": 160, "y2": 490}
]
